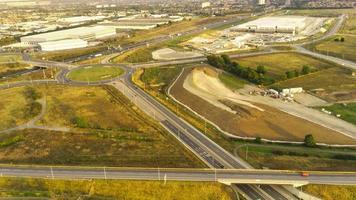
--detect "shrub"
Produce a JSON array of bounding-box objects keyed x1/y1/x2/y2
[{"x1": 304, "y1": 134, "x2": 316, "y2": 147}]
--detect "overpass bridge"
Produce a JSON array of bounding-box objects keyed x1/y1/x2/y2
[{"x1": 1, "y1": 165, "x2": 355, "y2": 187}]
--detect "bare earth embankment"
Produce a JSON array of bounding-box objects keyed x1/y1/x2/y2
[{"x1": 170, "y1": 67, "x2": 356, "y2": 144}]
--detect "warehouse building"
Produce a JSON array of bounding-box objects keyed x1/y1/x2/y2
[
  {"x1": 39, "y1": 39, "x2": 88, "y2": 51},
  {"x1": 232, "y1": 16, "x2": 313, "y2": 34},
  {"x1": 20, "y1": 26, "x2": 118, "y2": 45}
]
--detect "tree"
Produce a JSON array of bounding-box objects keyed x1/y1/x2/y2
[
  {"x1": 301, "y1": 65, "x2": 311, "y2": 75},
  {"x1": 340, "y1": 37, "x2": 345, "y2": 42},
  {"x1": 221, "y1": 54, "x2": 231, "y2": 66},
  {"x1": 304, "y1": 134, "x2": 316, "y2": 147},
  {"x1": 254, "y1": 136, "x2": 262, "y2": 144},
  {"x1": 285, "y1": 71, "x2": 295, "y2": 79},
  {"x1": 256, "y1": 65, "x2": 266, "y2": 75},
  {"x1": 294, "y1": 69, "x2": 300, "y2": 77}
]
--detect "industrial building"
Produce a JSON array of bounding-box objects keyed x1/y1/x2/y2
[
  {"x1": 38, "y1": 39, "x2": 88, "y2": 51},
  {"x1": 232, "y1": 16, "x2": 313, "y2": 34},
  {"x1": 20, "y1": 26, "x2": 118, "y2": 45}
]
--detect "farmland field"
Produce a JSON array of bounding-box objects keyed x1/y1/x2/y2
[
  {"x1": 67, "y1": 66, "x2": 124, "y2": 82},
  {"x1": 0, "y1": 178, "x2": 235, "y2": 200},
  {"x1": 0, "y1": 85, "x2": 203, "y2": 167}
]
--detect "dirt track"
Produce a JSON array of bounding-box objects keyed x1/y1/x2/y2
[{"x1": 170, "y1": 67, "x2": 356, "y2": 144}]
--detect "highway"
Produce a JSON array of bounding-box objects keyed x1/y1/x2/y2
[
  {"x1": 1, "y1": 166, "x2": 355, "y2": 186},
  {"x1": 1, "y1": 12, "x2": 355, "y2": 200}
]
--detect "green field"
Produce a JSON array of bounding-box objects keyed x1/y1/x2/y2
[
  {"x1": 0, "y1": 178, "x2": 235, "y2": 200},
  {"x1": 304, "y1": 185, "x2": 356, "y2": 200},
  {"x1": 317, "y1": 103, "x2": 356, "y2": 125},
  {"x1": 67, "y1": 66, "x2": 124, "y2": 82},
  {"x1": 233, "y1": 53, "x2": 334, "y2": 81},
  {"x1": 284, "y1": 8, "x2": 356, "y2": 17},
  {"x1": 218, "y1": 72, "x2": 246, "y2": 91}
]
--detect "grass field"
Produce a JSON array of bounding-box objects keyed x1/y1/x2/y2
[
  {"x1": 0, "y1": 54, "x2": 22, "y2": 62},
  {"x1": 0, "y1": 85, "x2": 203, "y2": 167},
  {"x1": 284, "y1": 8, "x2": 356, "y2": 17},
  {"x1": 218, "y1": 72, "x2": 246, "y2": 91},
  {"x1": 234, "y1": 142, "x2": 356, "y2": 171},
  {"x1": 233, "y1": 53, "x2": 333, "y2": 81},
  {"x1": 0, "y1": 68, "x2": 57, "y2": 86},
  {"x1": 317, "y1": 103, "x2": 356, "y2": 125},
  {"x1": 304, "y1": 185, "x2": 356, "y2": 200},
  {"x1": 306, "y1": 35, "x2": 356, "y2": 62},
  {"x1": 0, "y1": 178, "x2": 235, "y2": 200},
  {"x1": 0, "y1": 87, "x2": 41, "y2": 131},
  {"x1": 112, "y1": 45, "x2": 160, "y2": 63},
  {"x1": 32, "y1": 46, "x2": 106, "y2": 61},
  {"x1": 133, "y1": 65, "x2": 356, "y2": 171},
  {"x1": 0, "y1": 62, "x2": 32, "y2": 77},
  {"x1": 67, "y1": 66, "x2": 124, "y2": 82},
  {"x1": 272, "y1": 67, "x2": 356, "y2": 102}
]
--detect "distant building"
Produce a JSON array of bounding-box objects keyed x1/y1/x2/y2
[
  {"x1": 20, "y1": 26, "x2": 117, "y2": 45},
  {"x1": 39, "y1": 39, "x2": 88, "y2": 51},
  {"x1": 258, "y1": 0, "x2": 266, "y2": 5},
  {"x1": 202, "y1": 2, "x2": 211, "y2": 8}
]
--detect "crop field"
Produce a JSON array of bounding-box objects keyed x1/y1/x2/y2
[
  {"x1": 0, "y1": 178, "x2": 235, "y2": 200},
  {"x1": 317, "y1": 103, "x2": 356, "y2": 125},
  {"x1": 304, "y1": 185, "x2": 356, "y2": 200},
  {"x1": 67, "y1": 66, "x2": 124, "y2": 82},
  {"x1": 0, "y1": 85, "x2": 203, "y2": 167},
  {"x1": 233, "y1": 53, "x2": 333, "y2": 81},
  {"x1": 272, "y1": 67, "x2": 356, "y2": 102},
  {"x1": 134, "y1": 65, "x2": 356, "y2": 171}
]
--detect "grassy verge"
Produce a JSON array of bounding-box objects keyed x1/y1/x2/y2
[
  {"x1": 0, "y1": 177, "x2": 235, "y2": 200},
  {"x1": 303, "y1": 185, "x2": 356, "y2": 200},
  {"x1": 218, "y1": 72, "x2": 246, "y2": 91},
  {"x1": 133, "y1": 65, "x2": 356, "y2": 171},
  {"x1": 316, "y1": 103, "x2": 356, "y2": 125},
  {"x1": 0, "y1": 54, "x2": 22, "y2": 62},
  {"x1": 67, "y1": 66, "x2": 124, "y2": 82},
  {"x1": 0, "y1": 85, "x2": 203, "y2": 167},
  {"x1": 0, "y1": 63, "x2": 32, "y2": 77},
  {"x1": 0, "y1": 68, "x2": 58, "y2": 86}
]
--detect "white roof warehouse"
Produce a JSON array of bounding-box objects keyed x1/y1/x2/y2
[
  {"x1": 38, "y1": 39, "x2": 88, "y2": 52},
  {"x1": 20, "y1": 26, "x2": 118, "y2": 45}
]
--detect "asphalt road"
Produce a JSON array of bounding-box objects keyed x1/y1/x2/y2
[{"x1": 1, "y1": 166, "x2": 355, "y2": 185}]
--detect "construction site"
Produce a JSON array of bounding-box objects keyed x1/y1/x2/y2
[{"x1": 184, "y1": 15, "x2": 330, "y2": 53}]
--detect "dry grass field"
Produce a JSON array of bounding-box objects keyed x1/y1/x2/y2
[
  {"x1": 233, "y1": 53, "x2": 333, "y2": 81},
  {"x1": 0, "y1": 85, "x2": 203, "y2": 167},
  {"x1": 304, "y1": 185, "x2": 356, "y2": 200},
  {"x1": 273, "y1": 67, "x2": 356, "y2": 102},
  {"x1": 0, "y1": 178, "x2": 235, "y2": 200},
  {"x1": 170, "y1": 67, "x2": 355, "y2": 144},
  {"x1": 0, "y1": 87, "x2": 32, "y2": 130}
]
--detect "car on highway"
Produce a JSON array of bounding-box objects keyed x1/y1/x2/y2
[{"x1": 301, "y1": 172, "x2": 310, "y2": 177}]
